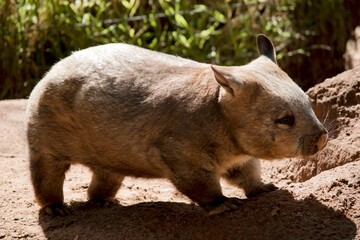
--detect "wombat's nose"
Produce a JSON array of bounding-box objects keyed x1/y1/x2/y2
[
  {"x1": 302, "y1": 128, "x2": 328, "y2": 156},
  {"x1": 314, "y1": 129, "x2": 328, "y2": 151}
]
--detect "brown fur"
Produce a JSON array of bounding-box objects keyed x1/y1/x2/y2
[{"x1": 25, "y1": 35, "x2": 327, "y2": 216}]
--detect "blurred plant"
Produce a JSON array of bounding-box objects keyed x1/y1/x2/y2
[{"x1": 0, "y1": 0, "x2": 357, "y2": 99}]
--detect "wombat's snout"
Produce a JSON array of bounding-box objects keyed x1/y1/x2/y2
[
  {"x1": 314, "y1": 130, "x2": 328, "y2": 151},
  {"x1": 302, "y1": 127, "x2": 328, "y2": 156}
]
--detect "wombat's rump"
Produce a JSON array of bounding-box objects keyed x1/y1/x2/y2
[{"x1": 26, "y1": 35, "x2": 327, "y2": 216}]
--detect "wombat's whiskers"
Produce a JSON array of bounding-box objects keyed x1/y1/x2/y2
[
  {"x1": 319, "y1": 104, "x2": 338, "y2": 138},
  {"x1": 324, "y1": 120, "x2": 339, "y2": 138}
]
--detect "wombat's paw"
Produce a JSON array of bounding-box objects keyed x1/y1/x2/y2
[
  {"x1": 86, "y1": 198, "x2": 119, "y2": 208},
  {"x1": 208, "y1": 197, "x2": 243, "y2": 216},
  {"x1": 42, "y1": 203, "x2": 72, "y2": 216},
  {"x1": 246, "y1": 183, "x2": 278, "y2": 198}
]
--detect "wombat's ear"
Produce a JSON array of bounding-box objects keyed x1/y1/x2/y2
[
  {"x1": 211, "y1": 65, "x2": 242, "y2": 96},
  {"x1": 256, "y1": 34, "x2": 277, "y2": 64}
]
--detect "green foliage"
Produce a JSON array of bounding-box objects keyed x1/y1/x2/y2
[{"x1": 0, "y1": 0, "x2": 355, "y2": 99}]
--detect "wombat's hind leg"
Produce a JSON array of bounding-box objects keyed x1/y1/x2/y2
[
  {"x1": 223, "y1": 158, "x2": 278, "y2": 198},
  {"x1": 170, "y1": 168, "x2": 243, "y2": 215},
  {"x1": 30, "y1": 153, "x2": 71, "y2": 216},
  {"x1": 87, "y1": 169, "x2": 124, "y2": 208}
]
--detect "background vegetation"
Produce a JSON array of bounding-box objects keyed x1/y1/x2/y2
[{"x1": 1, "y1": 0, "x2": 359, "y2": 99}]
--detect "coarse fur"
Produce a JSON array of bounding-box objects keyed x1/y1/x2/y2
[{"x1": 26, "y1": 34, "x2": 328, "y2": 216}]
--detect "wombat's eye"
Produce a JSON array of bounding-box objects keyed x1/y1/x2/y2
[{"x1": 275, "y1": 115, "x2": 295, "y2": 126}]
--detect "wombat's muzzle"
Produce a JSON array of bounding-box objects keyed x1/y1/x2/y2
[{"x1": 301, "y1": 128, "x2": 328, "y2": 156}]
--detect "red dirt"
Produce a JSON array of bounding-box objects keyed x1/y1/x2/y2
[{"x1": 0, "y1": 68, "x2": 359, "y2": 239}]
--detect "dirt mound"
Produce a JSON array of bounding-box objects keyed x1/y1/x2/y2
[
  {"x1": 268, "y1": 67, "x2": 360, "y2": 183},
  {"x1": 0, "y1": 80, "x2": 359, "y2": 239}
]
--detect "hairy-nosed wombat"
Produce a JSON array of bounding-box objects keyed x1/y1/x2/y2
[{"x1": 26, "y1": 34, "x2": 328, "y2": 216}]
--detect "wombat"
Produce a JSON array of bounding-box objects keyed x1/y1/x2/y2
[{"x1": 26, "y1": 34, "x2": 328, "y2": 216}]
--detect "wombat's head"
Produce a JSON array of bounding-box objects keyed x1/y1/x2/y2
[{"x1": 212, "y1": 34, "x2": 328, "y2": 160}]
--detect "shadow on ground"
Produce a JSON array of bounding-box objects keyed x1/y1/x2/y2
[{"x1": 38, "y1": 190, "x2": 356, "y2": 240}]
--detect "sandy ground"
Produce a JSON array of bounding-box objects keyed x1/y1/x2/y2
[{"x1": 0, "y1": 99, "x2": 359, "y2": 240}]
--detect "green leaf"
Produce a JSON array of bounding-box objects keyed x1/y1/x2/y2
[
  {"x1": 122, "y1": 1, "x2": 131, "y2": 9},
  {"x1": 213, "y1": 10, "x2": 226, "y2": 23},
  {"x1": 175, "y1": 14, "x2": 188, "y2": 28},
  {"x1": 178, "y1": 34, "x2": 190, "y2": 48},
  {"x1": 129, "y1": 28, "x2": 135, "y2": 38}
]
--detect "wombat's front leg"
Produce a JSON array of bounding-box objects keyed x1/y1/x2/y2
[
  {"x1": 170, "y1": 167, "x2": 243, "y2": 216},
  {"x1": 222, "y1": 158, "x2": 278, "y2": 197}
]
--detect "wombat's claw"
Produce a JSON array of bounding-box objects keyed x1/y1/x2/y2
[
  {"x1": 208, "y1": 197, "x2": 243, "y2": 216},
  {"x1": 246, "y1": 183, "x2": 278, "y2": 198},
  {"x1": 86, "y1": 199, "x2": 118, "y2": 208},
  {"x1": 42, "y1": 203, "x2": 72, "y2": 216}
]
